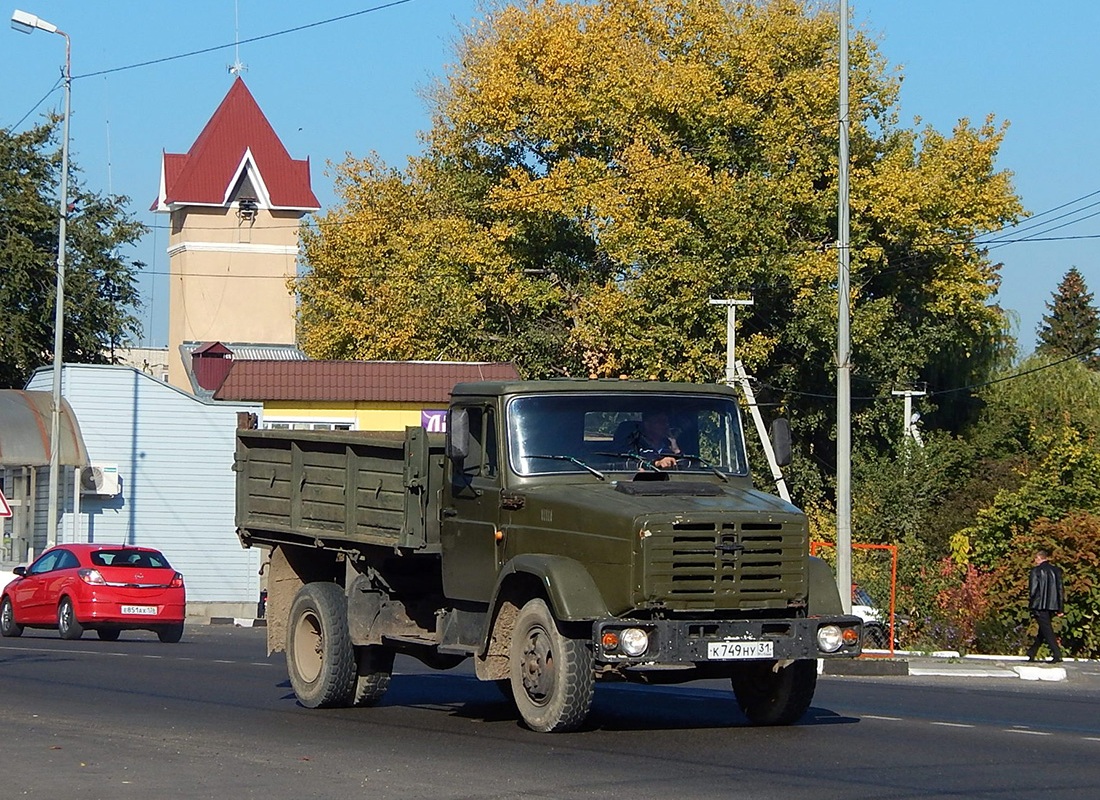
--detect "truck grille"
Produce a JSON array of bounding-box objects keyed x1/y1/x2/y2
[{"x1": 639, "y1": 516, "x2": 807, "y2": 611}]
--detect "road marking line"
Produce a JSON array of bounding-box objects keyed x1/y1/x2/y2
[
  {"x1": 1083, "y1": 737, "x2": 1100, "y2": 742},
  {"x1": 931, "y1": 722, "x2": 974, "y2": 728},
  {"x1": 1005, "y1": 729, "x2": 1051, "y2": 736},
  {"x1": 864, "y1": 715, "x2": 902, "y2": 721}
]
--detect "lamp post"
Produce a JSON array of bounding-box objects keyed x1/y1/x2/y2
[{"x1": 12, "y1": 9, "x2": 71, "y2": 548}]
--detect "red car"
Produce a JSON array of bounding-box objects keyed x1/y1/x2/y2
[{"x1": 0, "y1": 543, "x2": 186, "y2": 643}]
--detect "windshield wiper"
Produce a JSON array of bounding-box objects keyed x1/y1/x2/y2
[
  {"x1": 674, "y1": 454, "x2": 729, "y2": 482},
  {"x1": 527, "y1": 454, "x2": 606, "y2": 480}
]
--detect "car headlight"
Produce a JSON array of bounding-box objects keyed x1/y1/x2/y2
[
  {"x1": 620, "y1": 627, "x2": 649, "y2": 657},
  {"x1": 817, "y1": 624, "x2": 843, "y2": 653}
]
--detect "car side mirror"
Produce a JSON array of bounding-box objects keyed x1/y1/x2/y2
[
  {"x1": 446, "y1": 408, "x2": 470, "y2": 462},
  {"x1": 770, "y1": 418, "x2": 792, "y2": 468},
  {"x1": 12, "y1": 566, "x2": 26, "y2": 577}
]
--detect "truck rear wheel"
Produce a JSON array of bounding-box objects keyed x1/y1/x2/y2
[
  {"x1": 287, "y1": 582, "x2": 356, "y2": 708},
  {"x1": 509, "y1": 598, "x2": 594, "y2": 733},
  {"x1": 730, "y1": 659, "x2": 816, "y2": 725},
  {"x1": 353, "y1": 645, "x2": 394, "y2": 707}
]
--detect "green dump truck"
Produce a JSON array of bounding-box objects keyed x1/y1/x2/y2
[{"x1": 234, "y1": 380, "x2": 860, "y2": 732}]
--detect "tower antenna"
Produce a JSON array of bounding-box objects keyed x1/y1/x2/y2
[{"x1": 228, "y1": 0, "x2": 247, "y2": 76}]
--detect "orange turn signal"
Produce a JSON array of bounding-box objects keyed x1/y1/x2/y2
[
  {"x1": 601, "y1": 631, "x2": 620, "y2": 649},
  {"x1": 842, "y1": 627, "x2": 860, "y2": 644}
]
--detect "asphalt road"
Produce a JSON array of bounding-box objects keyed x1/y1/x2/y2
[{"x1": 1, "y1": 626, "x2": 1098, "y2": 799}]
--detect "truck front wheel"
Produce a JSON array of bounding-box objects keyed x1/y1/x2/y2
[
  {"x1": 509, "y1": 598, "x2": 594, "y2": 733},
  {"x1": 730, "y1": 659, "x2": 816, "y2": 725},
  {"x1": 287, "y1": 582, "x2": 356, "y2": 708}
]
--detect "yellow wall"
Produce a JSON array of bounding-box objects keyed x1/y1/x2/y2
[{"x1": 261, "y1": 400, "x2": 448, "y2": 432}]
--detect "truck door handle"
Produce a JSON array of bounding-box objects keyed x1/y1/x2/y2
[{"x1": 441, "y1": 508, "x2": 458, "y2": 518}]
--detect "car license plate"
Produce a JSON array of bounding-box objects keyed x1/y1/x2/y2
[
  {"x1": 707, "y1": 640, "x2": 774, "y2": 660},
  {"x1": 121, "y1": 605, "x2": 158, "y2": 616}
]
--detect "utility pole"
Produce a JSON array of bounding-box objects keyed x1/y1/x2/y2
[
  {"x1": 836, "y1": 0, "x2": 853, "y2": 613},
  {"x1": 709, "y1": 298, "x2": 754, "y2": 386},
  {"x1": 709, "y1": 298, "x2": 791, "y2": 502},
  {"x1": 891, "y1": 388, "x2": 926, "y2": 444}
]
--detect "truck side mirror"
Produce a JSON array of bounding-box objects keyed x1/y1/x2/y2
[
  {"x1": 770, "y1": 418, "x2": 792, "y2": 467},
  {"x1": 446, "y1": 408, "x2": 470, "y2": 461}
]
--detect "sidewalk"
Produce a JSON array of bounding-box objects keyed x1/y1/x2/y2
[{"x1": 823, "y1": 650, "x2": 1084, "y2": 682}]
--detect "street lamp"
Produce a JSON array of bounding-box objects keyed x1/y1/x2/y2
[{"x1": 12, "y1": 8, "x2": 71, "y2": 548}]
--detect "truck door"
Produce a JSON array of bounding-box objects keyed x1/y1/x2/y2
[{"x1": 440, "y1": 405, "x2": 501, "y2": 603}]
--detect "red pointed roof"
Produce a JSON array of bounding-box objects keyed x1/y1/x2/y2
[{"x1": 152, "y1": 78, "x2": 319, "y2": 212}]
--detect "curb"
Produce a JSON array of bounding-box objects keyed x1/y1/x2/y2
[
  {"x1": 209, "y1": 617, "x2": 267, "y2": 627},
  {"x1": 1014, "y1": 664, "x2": 1068, "y2": 681}
]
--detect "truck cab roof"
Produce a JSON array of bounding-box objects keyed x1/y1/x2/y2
[{"x1": 451, "y1": 379, "x2": 740, "y2": 399}]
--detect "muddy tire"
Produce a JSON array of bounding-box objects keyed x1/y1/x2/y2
[
  {"x1": 509, "y1": 598, "x2": 594, "y2": 733},
  {"x1": 287, "y1": 582, "x2": 356, "y2": 708},
  {"x1": 352, "y1": 645, "x2": 394, "y2": 707},
  {"x1": 58, "y1": 597, "x2": 84, "y2": 640},
  {"x1": 730, "y1": 659, "x2": 817, "y2": 726},
  {"x1": 0, "y1": 597, "x2": 22, "y2": 638}
]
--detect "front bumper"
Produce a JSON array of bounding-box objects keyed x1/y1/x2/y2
[{"x1": 593, "y1": 614, "x2": 863, "y2": 664}]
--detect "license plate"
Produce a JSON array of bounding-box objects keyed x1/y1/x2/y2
[
  {"x1": 121, "y1": 605, "x2": 158, "y2": 616},
  {"x1": 707, "y1": 640, "x2": 774, "y2": 660}
]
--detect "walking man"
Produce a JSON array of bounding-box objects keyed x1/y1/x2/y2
[{"x1": 1026, "y1": 548, "x2": 1065, "y2": 663}]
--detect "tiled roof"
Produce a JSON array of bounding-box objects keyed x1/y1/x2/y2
[
  {"x1": 152, "y1": 78, "x2": 319, "y2": 212},
  {"x1": 213, "y1": 361, "x2": 521, "y2": 403}
]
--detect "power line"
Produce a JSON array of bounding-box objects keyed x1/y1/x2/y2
[
  {"x1": 73, "y1": 0, "x2": 417, "y2": 80},
  {"x1": 11, "y1": 77, "x2": 63, "y2": 130}
]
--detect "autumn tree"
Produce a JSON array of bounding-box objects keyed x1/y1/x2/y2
[
  {"x1": 0, "y1": 118, "x2": 146, "y2": 388},
  {"x1": 1036, "y1": 267, "x2": 1100, "y2": 368},
  {"x1": 298, "y1": 0, "x2": 1023, "y2": 504}
]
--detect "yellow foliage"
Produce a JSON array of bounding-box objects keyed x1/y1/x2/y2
[{"x1": 297, "y1": 0, "x2": 1023, "y2": 407}]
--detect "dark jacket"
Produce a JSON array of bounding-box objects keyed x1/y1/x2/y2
[{"x1": 1029, "y1": 561, "x2": 1065, "y2": 613}]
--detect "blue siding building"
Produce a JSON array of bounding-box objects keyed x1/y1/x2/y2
[{"x1": 26, "y1": 365, "x2": 263, "y2": 615}]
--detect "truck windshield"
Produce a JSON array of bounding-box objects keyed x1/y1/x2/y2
[{"x1": 508, "y1": 393, "x2": 749, "y2": 477}]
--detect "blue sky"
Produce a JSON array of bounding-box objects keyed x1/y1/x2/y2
[{"x1": 4, "y1": 1, "x2": 1098, "y2": 353}]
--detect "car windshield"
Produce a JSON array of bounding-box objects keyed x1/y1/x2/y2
[
  {"x1": 92, "y1": 550, "x2": 171, "y2": 569},
  {"x1": 508, "y1": 392, "x2": 749, "y2": 476}
]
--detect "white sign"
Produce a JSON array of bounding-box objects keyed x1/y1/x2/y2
[{"x1": 0, "y1": 489, "x2": 10, "y2": 519}]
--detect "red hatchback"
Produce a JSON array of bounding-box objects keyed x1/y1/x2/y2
[{"x1": 0, "y1": 544, "x2": 186, "y2": 643}]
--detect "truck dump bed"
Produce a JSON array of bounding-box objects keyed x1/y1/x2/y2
[{"x1": 234, "y1": 426, "x2": 444, "y2": 552}]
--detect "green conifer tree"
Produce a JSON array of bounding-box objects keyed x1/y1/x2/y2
[{"x1": 1037, "y1": 267, "x2": 1100, "y2": 369}]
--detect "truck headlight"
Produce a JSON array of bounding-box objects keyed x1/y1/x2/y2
[
  {"x1": 620, "y1": 627, "x2": 649, "y2": 657},
  {"x1": 816, "y1": 624, "x2": 843, "y2": 653}
]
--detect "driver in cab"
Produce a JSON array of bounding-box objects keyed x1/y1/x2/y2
[{"x1": 638, "y1": 410, "x2": 681, "y2": 469}]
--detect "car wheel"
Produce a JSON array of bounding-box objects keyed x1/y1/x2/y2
[
  {"x1": 157, "y1": 623, "x2": 184, "y2": 643},
  {"x1": 97, "y1": 628, "x2": 121, "y2": 641},
  {"x1": 0, "y1": 597, "x2": 23, "y2": 638},
  {"x1": 58, "y1": 597, "x2": 84, "y2": 640},
  {"x1": 286, "y1": 582, "x2": 356, "y2": 708}
]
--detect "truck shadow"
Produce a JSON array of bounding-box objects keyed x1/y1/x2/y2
[{"x1": 352, "y1": 672, "x2": 859, "y2": 732}]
